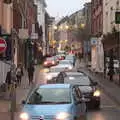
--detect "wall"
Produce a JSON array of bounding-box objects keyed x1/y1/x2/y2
[
  {"x1": 103, "y1": 0, "x2": 120, "y2": 34},
  {"x1": 0, "y1": 0, "x2": 3, "y2": 26},
  {"x1": 0, "y1": 1, "x2": 13, "y2": 84},
  {"x1": 35, "y1": 0, "x2": 46, "y2": 55},
  {"x1": 91, "y1": 0, "x2": 103, "y2": 35}
]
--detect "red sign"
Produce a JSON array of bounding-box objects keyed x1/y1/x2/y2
[{"x1": 0, "y1": 38, "x2": 7, "y2": 53}]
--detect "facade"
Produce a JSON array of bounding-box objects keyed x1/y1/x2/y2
[
  {"x1": 91, "y1": 0, "x2": 103, "y2": 36},
  {"x1": 0, "y1": 0, "x2": 13, "y2": 84},
  {"x1": 45, "y1": 12, "x2": 55, "y2": 55},
  {"x1": 103, "y1": 0, "x2": 120, "y2": 52},
  {"x1": 68, "y1": 9, "x2": 85, "y2": 54},
  {"x1": 0, "y1": 0, "x2": 13, "y2": 34},
  {"x1": 34, "y1": 0, "x2": 47, "y2": 56},
  {"x1": 103, "y1": 0, "x2": 119, "y2": 34},
  {"x1": 91, "y1": 0, "x2": 104, "y2": 72},
  {"x1": 0, "y1": 0, "x2": 38, "y2": 83},
  {"x1": 56, "y1": 16, "x2": 69, "y2": 51},
  {"x1": 102, "y1": 0, "x2": 120, "y2": 80},
  {"x1": 83, "y1": 2, "x2": 92, "y2": 62}
]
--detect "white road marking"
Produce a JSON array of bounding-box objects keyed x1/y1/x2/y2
[
  {"x1": 101, "y1": 105, "x2": 118, "y2": 109},
  {"x1": 0, "y1": 44, "x2": 6, "y2": 47}
]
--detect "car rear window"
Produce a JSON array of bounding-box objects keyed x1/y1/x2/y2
[
  {"x1": 65, "y1": 76, "x2": 91, "y2": 86},
  {"x1": 50, "y1": 67, "x2": 65, "y2": 72},
  {"x1": 46, "y1": 57, "x2": 54, "y2": 60}
]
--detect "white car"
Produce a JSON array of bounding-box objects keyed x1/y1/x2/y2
[
  {"x1": 59, "y1": 60, "x2": 73, "y2": 70},
  {"x1": 46, "y1": 65, "x2": 66, "y2": 80}
]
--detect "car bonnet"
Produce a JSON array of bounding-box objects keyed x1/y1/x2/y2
[{"x1": 22, "y1": 104, "x2": 72, "y2": 116}]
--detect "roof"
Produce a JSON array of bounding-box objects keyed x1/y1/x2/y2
[{"x1": 39, "y1": 84, "x2": 71, "y2": 89}]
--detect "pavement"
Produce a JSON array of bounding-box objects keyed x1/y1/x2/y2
[
  {"x1": 0, "y1": 64, "x2": 42, "y2": 120},
  {"x1": 76, "y1": 59, "x2": 120, "y2": 106}
]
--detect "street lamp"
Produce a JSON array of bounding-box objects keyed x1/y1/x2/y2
[
  {"x1": 80, "y1": 23, "x2": 85, "y2": 29},
  {"x1": 65, "y1": 25, "x2": 69, "y2": 30},
  {"x1": 53, "y1": 25, "x2": 57, "y2": 30},
  {"x1": 59, "y1": 25, "x2": 63, "y2": 30},
  {"x1": 64, "y1": 39, "x2": 68, "y2": 43}
]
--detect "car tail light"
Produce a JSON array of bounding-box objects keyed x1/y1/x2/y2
[
  {"x1": 44, "y1": 61, "x2": 47, "y2": 65},
  {"x1": 52, "y1": 61, "x2": 55, "y2": 64}
]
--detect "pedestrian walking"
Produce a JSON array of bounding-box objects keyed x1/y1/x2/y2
[
  {"x1": 108, "y1": 69, "x2": 114, "y2": 81},
  {"x1": 5, "y1": 69, "x2": 12, "y2": 90},
  {"x1": 77, "y1": 52, "x2": 81, "y2": 63},
  {"x1": 27, "y1": 64, "x2": 35, "y2": 85},
  {"x1": 16, "y1": 64, "x2": 23, "y2": 86}
]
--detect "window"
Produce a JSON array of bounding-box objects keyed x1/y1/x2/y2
[{"x1": 27, "y1": 88, "x2": 71, "y2": 104}]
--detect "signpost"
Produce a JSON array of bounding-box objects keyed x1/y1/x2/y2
[{"x1": 0, "y1": 37, "x2": 7, "y2": 53}]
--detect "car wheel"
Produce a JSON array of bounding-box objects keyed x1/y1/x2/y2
[{"x1": 95, "y1": 101, "x2": 100, "y2": 109}]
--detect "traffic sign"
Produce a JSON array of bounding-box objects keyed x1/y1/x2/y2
[{"x1": 0, "y1": 37, "x2": 7, "y2": 53}]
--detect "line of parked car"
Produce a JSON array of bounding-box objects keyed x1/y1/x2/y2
[{"x1": 19, "y1": 53, "x2": 101, "y2": 120}]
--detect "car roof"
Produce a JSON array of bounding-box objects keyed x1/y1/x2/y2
[
  {"x1": 51, "y1": 65, "x2": 67, "y2": 68},
  {"x1": 65, "y1": 72, "x2": 85, "y2": 76},
  {"x1": 60, "y1": 60, "x2": 70, "y2": 62},
  {"x1": 39, "y1": 84, "x2": 72, "y2": 89}
]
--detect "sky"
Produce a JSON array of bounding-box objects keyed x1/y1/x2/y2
[{"x1": 46, "y1": 0, "x2": 91, "y2": 19}]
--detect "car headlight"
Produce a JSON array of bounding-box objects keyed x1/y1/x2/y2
[
  {"x1": 43, "y1": 68, "x2": 49, "y2": 73},
  {"x1": 56, "y1": 112, "x2": 70, "y2": 120},
  {"x1": 46, "y1": 75, "x2": 52, "y2": 80},
  {"x1": 68, "y1": 66, "x2": 72, "y2": 70},
  {"x1": 93, "y1": 90, "x2": 100, "y2": 97},
  {"x1": 19, "y1": 112, "x2": 29, "y2": 120}
]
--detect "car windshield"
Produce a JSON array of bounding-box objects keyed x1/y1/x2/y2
[
  {"x1": 50, "y1": 67, "x2": 65, "y2": 72},
  {"x1": 65, "y1": 76, "x2": 91, "y2": 86},
  {"x1": 27, "y1": 88, "x2": 71, "y2": 104},
  {"x1": 59, "y1": 61, "x2": 70, "y2": 65},
  {"x1": 66, "y1": 72, "x2": 84, "y2": 76}
]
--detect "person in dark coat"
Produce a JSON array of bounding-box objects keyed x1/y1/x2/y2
[
  {"x1": 5, "y1": 69, "x2": 12, "y2": 90},
  {"x1": 27, "y1": 64, "x2": 35, "y2": 85},
  {"x1": 108, "y1": 69, "x2": 114, "y2": 81}
]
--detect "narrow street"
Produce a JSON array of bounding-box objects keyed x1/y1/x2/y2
[
  {"x1": 31, "y1": 63, "x2": 120, "y2": 120},
  {"x1": 0, "y1": 62, "x2": 120, "y2": 120},
  {"x1": 27, "y1": 65, "x2": 120, "y2": 120}
]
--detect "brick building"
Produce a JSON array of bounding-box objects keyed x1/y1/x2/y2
[
  {"x1": 91, "y1": 0, "x2": 103, "y2": 36},
  {"x1": 91, "y1": 0, "x2": 104, "y2": 72}
]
